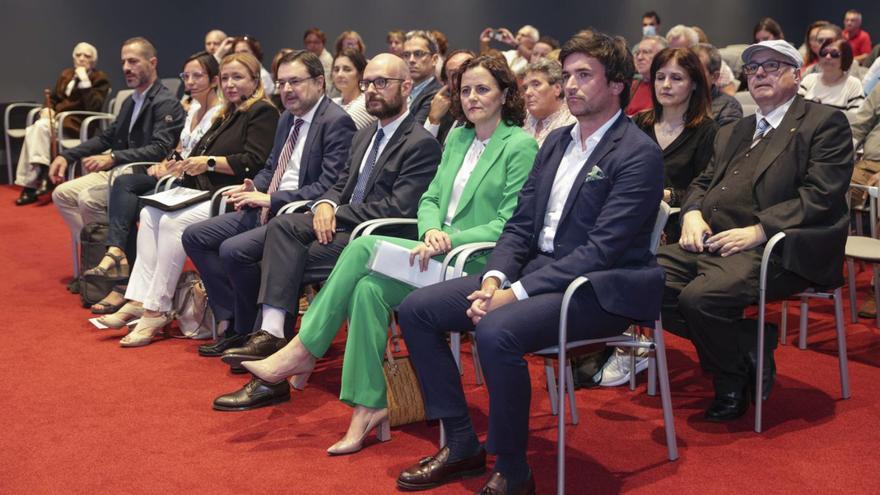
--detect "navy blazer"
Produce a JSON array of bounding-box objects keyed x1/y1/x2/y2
[
  {"x1": 60, "y1": 81, "x2": 184, "y2": 165},
  {"x1": 252, "y1": 97, "x2": 356, "y2": 215},
  {"x1": 484, "y1": 114, "x2": 666, "y2": 322}
]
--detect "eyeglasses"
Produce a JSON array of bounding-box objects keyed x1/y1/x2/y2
[
  {"x1": 742, "y1": 60, "x2": 798, "y2": 75},
  {"x1": 401, "y1": 50, "x2": 431, "y2": 60},
  {"x1": 179, "y1": 71, "x2": 207, "y2": 81},
  {"x1": 274, "y1": 76, "x2": 319, "y2": 90},
  {"x1": 819, "y1": 49, "x2": 842, "y2": 59},
  {"x1": 358, "y1": 77, "x2": 405, "y2": 91}
]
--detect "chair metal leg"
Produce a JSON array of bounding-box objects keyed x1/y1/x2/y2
[
  {"x1": 834, "y1": 288, "x2": 852, "y2": 399},
  {"x1": 471, "y1": 337, "x2": 484, "y2": 385},
  {"x1": 628, "y1": 344, "x2": 637, "y2": 391},
  {"x1": 798, "y1": 296, "x2": 809, "y2": 350},
  {"x1": 210, "y1": 312, "x2": 217, "y2": 340},
  {"x1": 4, "y1": 132, "x2": 12, "y2": 185},
  {"x1": 545, "y1": 358, "x2": 559, "y2": 416},
  {"x1": 653, "y1": 319, "x2": 678, "y2": 460},
  {"x1": 647, "y1": 350, "x2": 657, "y2": 397},
  {"x1": 780, "y1": 300, "x2": 788, "y2": 344},
  {"x1": 565, "y1": 361, "x2": 579, "y2": 425},
  {"x1": 450, "y1": 332, "x2": 462, "y2": 374},
  {"x1": 755, "y1": 293, "x2": 767, "y2": 433},
  {"x1": 71, "y1": 236, "x2": 80, "y2": 277},
  {"x1": 848, "y1": 259, "x2": 858, "y2": 323}
]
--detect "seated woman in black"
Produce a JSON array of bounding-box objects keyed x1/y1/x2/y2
[
  {"x1": 634, "y1": 47, "x2": 717, "y2": 243},
  {"x1": 95, "y1": 52, "x2": 278, "y2": 347}
]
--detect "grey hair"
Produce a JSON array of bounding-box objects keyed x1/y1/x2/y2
[
  {"x1": 72, "y1": 42, "x2": 98, "y2": 64},
  {"x1": 525, "y1": 58, "x2": 563, "y2": 85},
  {"x1": 694, "y1": 43, "x2": 722, "y2": 74},
  {"x1": 665, "y1": 25, "x2": 699, "y2": 47},
  {"x1": 405, "y1": 30, "x2": 439, "y2": 54},
  {"x1": 519, "y1": 25, "x2": 540, "y2": 43},
  {"x1": 639, "y1": 35, "x2": 668, "y2": 49}
]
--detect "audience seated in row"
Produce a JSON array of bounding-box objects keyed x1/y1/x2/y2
[{"x1": 799, "y1": 38, "x2": 865, "y2": 112}]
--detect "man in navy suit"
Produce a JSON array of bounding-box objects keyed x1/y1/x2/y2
[
  {"x1": 182, "y1": 50, "x2": 355, "y2": 357},
  {"x1": 395, "y1": 34, "x2": 664, "y2": 495}
]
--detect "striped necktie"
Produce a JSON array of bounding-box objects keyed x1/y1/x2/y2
[
  {"x1": 751, "y1": 118, "x2": 770, "y2": 148},
  {"x1": 261, "y1": 117, "x2": 304, "y2": 224},
  {"x1": 350, "y1": 128, "x2": 385, "y2": 204}
]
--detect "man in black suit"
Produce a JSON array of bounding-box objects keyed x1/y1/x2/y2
[
  {"x1": 182, "y1": 50, "x2": 355, "y2": 356},
  {"x1": 211, "y1": 53, "x2": 442, "y2": 410},
  {"x1": 658, "y1": 40, "x2": 854, "y2": 421},
  {"x1": 403, "y1": 30, "x2": 443, "y2": 125},
  {"x1": 49, "y1": 37, "x2": 184, "y2": 274},
  {"x1": 395, "y1": 35, "x2": 664, "y2": 494}
]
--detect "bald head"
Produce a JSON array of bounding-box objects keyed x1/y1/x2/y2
[
  {"x1": 363, "y1": 53, "x2": 413, "y2": 123},
  {"x1": 205, "y1": 29, "x2": 226, "y2": 54}
]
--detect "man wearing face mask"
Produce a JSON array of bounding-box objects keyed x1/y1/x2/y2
[
  {"x1": 641, "y1": 11, "x2": 662, "y2": 38},
  {"x1": 15, "y1": 42, "x2": 110, "y2": 206},
  {"x1": 182, "y1": 50, "x2": 356, "y2": 361},
  {"x1": 209, "y1": 53, "x2": 443, "y2": 410}
]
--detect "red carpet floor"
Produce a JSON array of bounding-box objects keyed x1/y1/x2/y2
[{"x1": 1, "y1": 183, "x2": 879, "y2": 494}]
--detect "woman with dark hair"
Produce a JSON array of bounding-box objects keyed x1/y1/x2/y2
[
  {"x1": 801, "y1": 20, "x2": 832, "y2": 73},
  {"x1": 240, "y1": 55, "x2": 537, "y2": 455},
  {"x1": 96, "y1": 53, "x2": 279, "y2": 345},
  {"x1": 331, "y1": 48, "x2": 376, "y2": 129},
  {"x1": 635, "y1": 47, "x2": 717, "y2": 238},
  {"x1": 86, "y1": 51, "x2": 224, "y2": 313},
  {"x1": 754, "y1": 17, "x2": 785, "y2": 42},
  {"x1": 799, "y1": 38, "x2": 865, "y2": 111}
]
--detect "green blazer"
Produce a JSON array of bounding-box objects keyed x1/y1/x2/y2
[{"x1": 417, "y1": 121, "x2": 538, "y2": 247}]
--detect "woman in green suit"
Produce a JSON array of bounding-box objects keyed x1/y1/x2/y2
[{"x1": 243, "y1": 55, "x2": 538, "y2": 455}]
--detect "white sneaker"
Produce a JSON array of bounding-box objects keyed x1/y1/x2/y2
[{"x1": 598, "y1": 335, "x2": 651, "y2": 387}]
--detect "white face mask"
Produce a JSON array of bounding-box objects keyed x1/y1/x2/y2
[{"x1": 642, "y1": 25, "x2": 657, "y2": 37}]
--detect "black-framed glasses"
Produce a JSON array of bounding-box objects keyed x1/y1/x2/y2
[
  {"x1": 275, "y1": 76, "x2": 320, "y2": 90},
  {"x1": 742, "y1": 60, "x2": 798, "y2": 75},
  {"x1": 358, "y1": 77, "x2": 405, "y2": 91},
  {"x1": 819, "y1": 49, "x2": 842, "y2": 59},
  {"x1": 401, "y1": 50, "x2": 431, "y2": 60}
]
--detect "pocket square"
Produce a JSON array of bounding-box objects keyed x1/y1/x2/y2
[{"x1": 585, "y1": 165, "x2": 606, "y2": 182}]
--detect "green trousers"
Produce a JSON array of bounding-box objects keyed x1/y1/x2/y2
[{"x1": 298, "y1": 234, "x2": 420, "y2": 409}]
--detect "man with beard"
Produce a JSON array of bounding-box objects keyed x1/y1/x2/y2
[
  {"x1": 182, "y1": 50, "x2": 355, "y2": 359},
  {"x1": 49, "y1": 37, "x2": 184, "y2": 288}
]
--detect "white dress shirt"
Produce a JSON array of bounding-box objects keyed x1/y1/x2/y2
[
  {"x1": 278, "y1": 96, "x2": 324, "y2": 192},
  {"x1": 754, "y1": 95, "x2": 796, "y2": 135},
  {"x1": 444, "y1": 137, "x2": 489, "y2": 226},
  {"x1": 485, "y1": 110, "x2": 621, "y2": 300},
  {"x1": 314, "y1": 110, "x2": 410, "y2": 211}
]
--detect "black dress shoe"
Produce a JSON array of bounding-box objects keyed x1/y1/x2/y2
[
  {"x1": 15, "y1": 188, "x2": 38, "y2": 206},
  {"x1": 34, "y1": 177, "x2": 54, "y2": 197},
  {"x1": 212, "y1": 377, "x2": 290, "y2": 411},
  {"x1": 746, "y1": 323, "x2": 778, "y2": 402},
  {"x1": 705, "y1": 389, "x2": 749, "y2": 422},
  {"x1": 220, "y1": 330, "x2": 287, "y2": 369},
  {"x1": 476, "y1": 471, "x2": 536, "y2": 495},
  {"x1": 397, "y1": 446, "x2": 486, "y2": 491},
  {"x1": 198, "y1": 333, "x2": 247, "y2": 357},
  {"x1": 65, "y1": 278, "x2": 81, "y2": 294}
]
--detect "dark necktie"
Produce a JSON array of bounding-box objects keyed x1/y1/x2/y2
[{"x1": 350, "y1": 128, "x2": 385, "y2": 204}]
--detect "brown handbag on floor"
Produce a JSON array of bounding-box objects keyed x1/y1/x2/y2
[{"x1": 383, "y1": 342, "x2": 427, "y2": 427}]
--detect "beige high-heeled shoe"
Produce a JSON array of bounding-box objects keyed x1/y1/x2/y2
[
  {"x1": 97, "y1": 302, "x2": 144, "y2": 329},
  {"x1": 240, "y1": 339, "x2": 317, "y2": 385},
  {"x1": 119, "y1": 314, "x2": 172, "y2": 347},
  {"x1": 326, "y1": 407, "x2": 391, "y2": 456}
]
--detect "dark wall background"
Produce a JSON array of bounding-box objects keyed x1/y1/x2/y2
[{"x1": 3, "y1": 0, "x2": 880, "y2": 102}]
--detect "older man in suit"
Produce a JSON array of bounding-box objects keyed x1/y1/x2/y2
[
  {"x1": 48, "y1": 37, "x2": 184, "y2": 288},
  {"x1": 395, "y1": 34, "x2": 664, "y2": 495},
  {"x1": 182, "y1": 50, "x2": 355, "y2": 358},
  {"x1": 210, "y1": 54, "x2": 442, "y2": 409},
  {"x1": 658, "y1": 40, "x2": 854, "y2": 422}
]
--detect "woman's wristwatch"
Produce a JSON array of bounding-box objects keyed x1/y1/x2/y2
[{"x1": 207, "y1": 156, "x2": 216, "y2": 172}]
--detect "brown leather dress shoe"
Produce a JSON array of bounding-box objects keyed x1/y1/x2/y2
[
  {"x1": 397, "y1": 446, "x2": 486, "y2": 491},
  {"x1": 858, "y1": 297, "x2": 877, "y2": 319},
  {"x1": 476, "y1": 471, "x2": 536, "y2": 495}
]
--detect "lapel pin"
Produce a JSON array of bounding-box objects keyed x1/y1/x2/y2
[{"x1": 790, "y1": 128, "x2": 796, "y2": 132}]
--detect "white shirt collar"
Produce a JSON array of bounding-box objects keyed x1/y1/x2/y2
[
  {"x1": 377, "y1": 110, "x2": 409, "y2": 138},
  {"x1": 569, "y1": 109, "x2": 621, "y2": 152},
  {"x1": 755, "y1": 95, "x2": 796, "y2": 130},
  {"x1": 295, "y1": 95, "x2": 325, "y2": 124}
]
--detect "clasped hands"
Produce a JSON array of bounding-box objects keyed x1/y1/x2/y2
[
  {"x1": 465, "y1": 278, "x2": 516, "y2": 326},
  {"x1": 408, "y1": 229, "x2": 452, "y2": 271},
  {"x1": 679, "y1": 210, "x2": 767, "y2": 256},
  {"x1": 222, "y1": 178, "x2": 270, "y2": 210}
]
